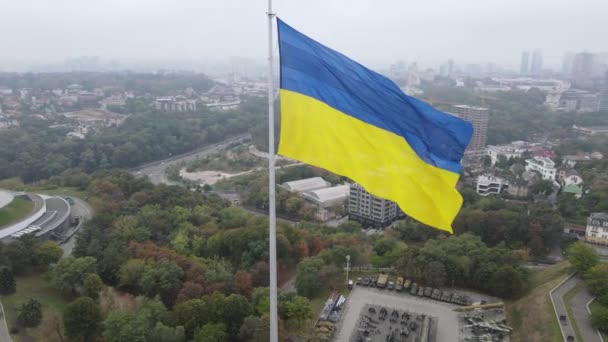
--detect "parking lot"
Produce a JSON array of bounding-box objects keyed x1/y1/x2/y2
[{"x1": 336, "y1": 286, "x2": 461, "y2": 342}]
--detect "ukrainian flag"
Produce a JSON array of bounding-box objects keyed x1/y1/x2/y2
[{"x1": 277, "y1": 19, "x2": 473, "y2": 233}]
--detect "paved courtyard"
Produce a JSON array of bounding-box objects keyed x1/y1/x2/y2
[{"x1": 336, "y1": 287, "x2": 461, "y2": 342}]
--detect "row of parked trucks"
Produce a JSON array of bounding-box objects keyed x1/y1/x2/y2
[{"x1": 356, "y1": 274, "x2": 473, "y2": 306}]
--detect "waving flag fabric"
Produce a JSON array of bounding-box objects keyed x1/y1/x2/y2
[{"x1": 276, "y1": 18, "x2": 473, "y2": 233}]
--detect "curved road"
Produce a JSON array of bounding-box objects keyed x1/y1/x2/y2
[
  {"x1": 551, "y1": 274, "x2": 604, "y2": 342},
  {"x1": 132, "y1": 134, "x2": 250, "y2": 185},
  {"x1": 59, "y1": 197, "x2": 94, "y2": 256}
]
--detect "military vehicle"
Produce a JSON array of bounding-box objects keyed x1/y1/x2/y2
[
  {"x1": 431, "y1": 288, "x2": 442, "y2": 300},
  {"x1": 410, "y1": 283, "x2": 418, "y2": 295},
  {"x1": 377, "y1": 274, "x2": 388, "y2": 288},
  {"x1": 396, "y1": 277, "x2": 404, "y2": 291},
  {"x1": 441, "y1": 291, "x2": 453, "y2": 302}
]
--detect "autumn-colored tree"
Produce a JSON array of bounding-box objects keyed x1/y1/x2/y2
[
  {"x1": 177, "y1": 282, "x2": 205, "y2": 303},
  {"x1": 311, "y1": 237, "x2": 324, "y2": 255},
  {"x1": 234, "y1": 271, "x2": 253, "y2": 298},
  {"x1": 294, "y1": 239, "x2": 309, "y2": 260}
]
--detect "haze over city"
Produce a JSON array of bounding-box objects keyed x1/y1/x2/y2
[
  {"x1": 1, "y1": 1, "x2": 608, "y2": 342},
  {"x1": 1, "y1": 0, "x2": 607, "y2": 71}
]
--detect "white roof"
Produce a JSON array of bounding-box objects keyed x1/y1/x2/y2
[
  {"x1": 0, "y1": 190, "x2": 14, "y2": 209},
  {"x1": 281, "y1": 177, "x2": 330, "y2": 192},
  {"x1": 302, "y1": 185, "x2": 350, "y2": 204}
]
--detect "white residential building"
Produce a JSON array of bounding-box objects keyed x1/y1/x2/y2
[
  {"x1": 525, "y1": 156, "x2": 556, "y2": 180},
  {"x1": 586, "y1": 213, "x2": 608, "y2": 245},
  {"x1": 154, "y1": 96, "x2": 197, "y2": 112},
  {"x1": 486, "y1": 143, "x2": 528, "y2": 165},
  {"x1": 476, "y1": 175, "x2": 506, "y2": 196},
  {"x1": 348, "y1": 183, "x2": 398, "y2": 227}
]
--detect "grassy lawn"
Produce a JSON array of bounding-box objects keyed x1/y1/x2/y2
[
  {"x1": 505, "y1": 261, "x2": 570, "y2": 342},
  {"x1": 589, "y1": 301, "x2": 608, "y2": 340},
  {"x1": 563, "y1": 281, "x2": 586, "y2": 342},
  {"x1": 1, "y1": 272, "x2": 74, "y2": 342},
  {"x1": 0, "y1": 197, "x2": 34, "y2": 227}
]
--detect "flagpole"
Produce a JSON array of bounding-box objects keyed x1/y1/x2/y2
[{"x1": 266, "y1": 0, "x2": 279, "y2": 341}]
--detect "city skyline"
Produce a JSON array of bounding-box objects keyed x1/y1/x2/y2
[{"x1": 0, "y1": 0, "x2": 607, "y2": 71}]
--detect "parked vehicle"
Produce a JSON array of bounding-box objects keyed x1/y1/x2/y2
[
  {"x1": 403, "y1": 279, "x2": 411, "y2": 290},
  {"x1": 396, "y1": 277, "x2": 404, "y2": 291},
  {"x1": 387, "y1": 281, "x2": 395, "y2": 290},
  {"x1": 377, "y1": 274, "x2": 388, "y2": 288},
  {"x1": 410, "y1": 283, "x2": 418, "y2": 295}
]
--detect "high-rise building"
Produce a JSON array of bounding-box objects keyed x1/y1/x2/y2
[
  {"x1": 531, "y1": 50, "x2": 543, "y2": 77},
  {"x1": 348, "y1": 183, "x2": 398, "y2": 227},
  {"x1": 600, "y1": 71, "x2": 608, "y2": 112},
  {"x1": 572, "y1": 52, "x2": 595, "y2": 90},
  {"x1": 520, "y1": 51, "x2": 530, "y2": 75},
  {"x1": 562, "y1": 51, "x2": 575, "y2": 77},
  {"x1": 451, "y1": 105, "x2": 489, "y2": 157}
]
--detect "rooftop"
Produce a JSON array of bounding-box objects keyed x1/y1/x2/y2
[
  {"x1": 281, "y1": 177, "x2": 331, "y2": 193},
  {"x1": 590, "y1": 213, "x2": 608, "y2": 221},
  {"x1": 526, "y1": 156, "x2": 555, "y2": 168},
  {"x1": 302, "y1": 185, "x2": 350, "y2": 204}
]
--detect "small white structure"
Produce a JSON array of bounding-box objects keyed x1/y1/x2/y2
[
  {"x1": 280, "y1": 177, "x2": 330, "y2": 193},
  {"x1": 525, "y1": 156, "x2": 556, "y2": 180},
  {"x1": 476, "y1": 175, "x2": 506, "y2": 196},
  {"x1": 301, "y1": 185, "x2": 350, "y2": 208}
]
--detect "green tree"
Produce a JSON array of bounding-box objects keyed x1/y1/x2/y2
[
  {"x1": 238, "y1": 316, "x2": 269, "y2": 342},
  {"x1": 0, "y1": 267, "x2": 16, "y2": 295},
  {"x1": 223, "y1": 294, "x2": 253, "y2": 339},
  {"x1": 63, "y1": 297, "x2": 103, "y2": 342},
  {"x1": 586, "y1": 264, "x2": 608, "y2": 296},
  {"x1": 567, "y1": 242, "x2": 599, "y2": 274},
  {"x1": 139, "y1": 259, "x2": 184, "y2": 303},
  {"x1": 148, "y1": 322, "x2": 186, "y2": 342},
  {"x1": 51, "y1": 256, "x2": 97, "y2": 294},
  {"x1": 483, "y1": 155, "x2": 492, "y2": 167},
  {"x1": 296, "y1": 257, "x2": 324, "y2": 298},
  {"x1": 194, "y1": 323, "x2": 226, "y2": 342},
  {"x1": 285, "y1": 296, "x2": 312, "y2": 327},
  {"x1": 489, "y1": 266, "x2": 526, "y2": 298},
  {"x1": 34, "y1": 241, "x2": 63, "y2": 269},
  {"x1": 103, "y1": 311, "x2": 146, "y2": 342},
  {"x1": 592, "y1": 306, "x2": 608, "y2": 333},
  {"x1": 17, "y1": 298, "x2": 42, "y2": 328},
  {"x1": 530, "y1": 179, "x2": 554, "y2": 196},
  {"x1": 83, "y1": 273, "x2": 104, "y2": 299},
  {"x1": 424, "y1": 261, "x2": 448, "y2": 288}
]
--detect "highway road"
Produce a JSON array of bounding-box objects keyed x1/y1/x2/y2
[
  {"x1": 132, "y1": 134, "x2": 250, "y2": 185},
  {"x1": 60, "y1": 196, "x2": 94, "y2": 256}
]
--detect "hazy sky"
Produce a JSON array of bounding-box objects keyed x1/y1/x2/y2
[{"x1": 1, "y1": 0, "x2": 606, "y2": 69}]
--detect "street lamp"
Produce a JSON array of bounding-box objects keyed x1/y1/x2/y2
[{"x1": 345, "y1": 254, "x2": 350, "y2": 287}]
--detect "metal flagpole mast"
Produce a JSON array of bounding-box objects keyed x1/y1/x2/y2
[{"x1": 266, "y1": 0, "x2": 279, "y2": 341}]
